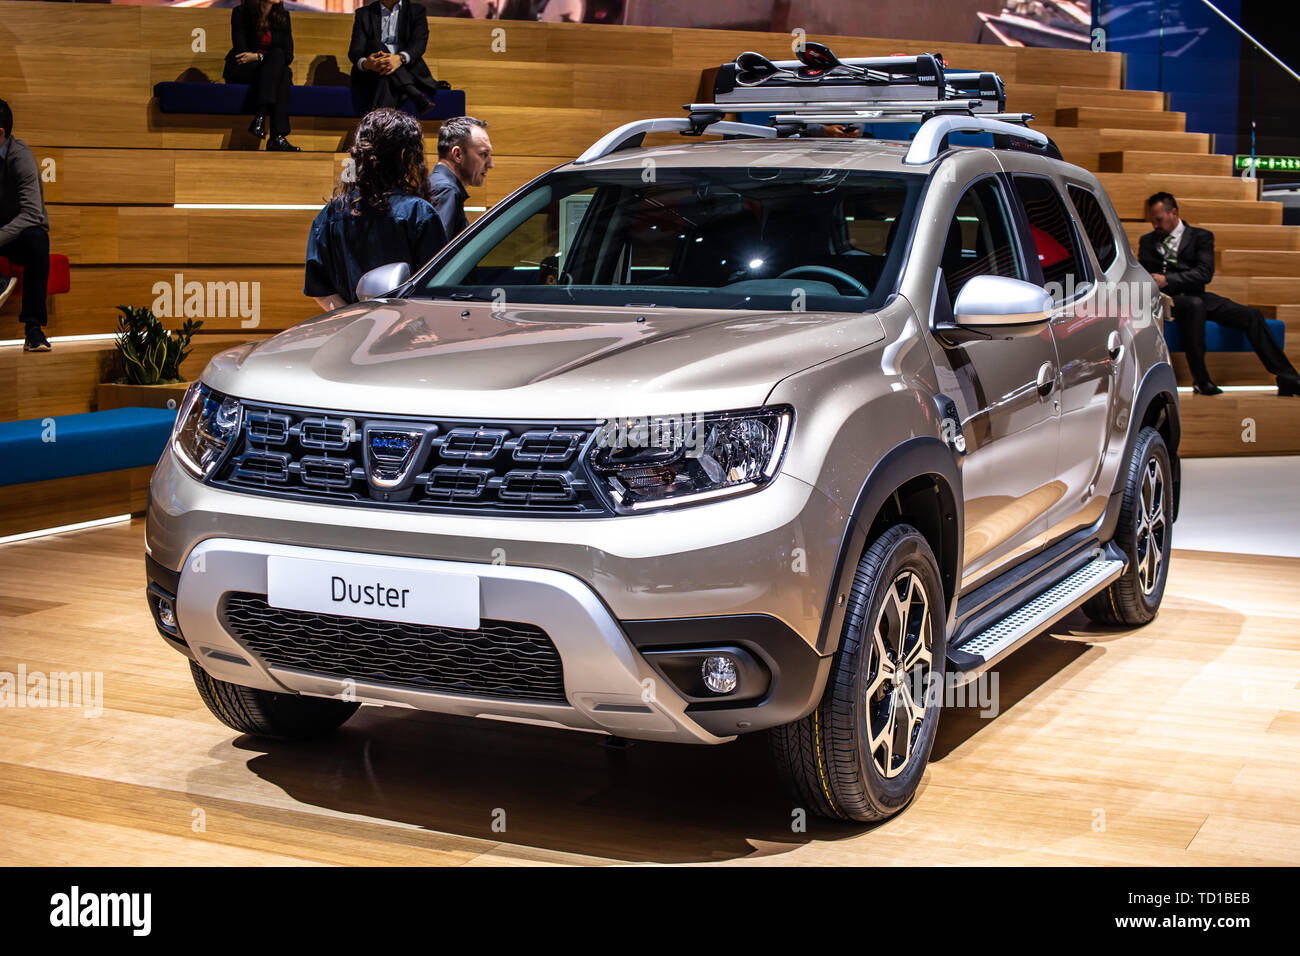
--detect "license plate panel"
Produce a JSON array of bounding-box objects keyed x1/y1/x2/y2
[{"x1": 266, "y1": 556, "x2": 480, "y2": 629}]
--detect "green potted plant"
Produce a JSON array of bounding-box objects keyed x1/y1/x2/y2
[{"x1": 97, "y1": 306, "x2": 204, "y2": 411}]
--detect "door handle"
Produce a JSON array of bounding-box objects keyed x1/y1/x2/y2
[
  {"x1": 1107, "y1": 330, "x2": 1125, "y2": 363},
  {"x1": 1036, "y1": 361, "x2": 1055, "y2": 398}
]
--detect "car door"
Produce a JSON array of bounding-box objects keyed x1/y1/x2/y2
[
  {"x1": 908, "y1": 168, "x2": 1062, "y2": 589},
  {"x1": 1005, "y1": 168, "x2": 1126, "y2": 543}
]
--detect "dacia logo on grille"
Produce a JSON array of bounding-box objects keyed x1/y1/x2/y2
[{"x1": 363, "y1": 425, "x2": 427, "y2": 490}]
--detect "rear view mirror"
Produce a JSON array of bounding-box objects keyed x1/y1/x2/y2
[
  {"x1": 355, "y1": 262, "x2": 412, "y2": 301},
  {"x1": 953, "y1": 275, "x2": 1054, "y2": 328}
]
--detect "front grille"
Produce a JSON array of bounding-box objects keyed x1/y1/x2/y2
[
  {"x1": 221, "y1": 592, "x2": 567, "y2": 703},
  {"x1": 209, "y1": 400, "x2": 610, "y2": 516}
]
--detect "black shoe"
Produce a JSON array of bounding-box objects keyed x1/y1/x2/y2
[
  {"x1": 435, "y1": 79, "x2": 452, "y2": 90},
  {"x1": 248, "y1": 114, "x2": 268, "y2": 139},
  {"x1": 1278, "y1": 374, "x2": 1300, "y2": 397},
  {"x1": 267, "y1": 135, "x2": 301, "y2": 152},
  {"x1": 23, "y1": 324, "x2": 51, "y2": 352},
  {"x1": 1192, "y1": 380, "x2": 1223, "y2": 396},
  {"x1": 411, "y1": 95, "x2": 434, "y2": 116}
]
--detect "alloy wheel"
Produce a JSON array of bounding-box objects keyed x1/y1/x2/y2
[
  {"x1": 1135, "y1": 456, "x2": 1167, "y2": 596},
  {"x1": 862, "y1": 570, "x2": 934, "y2": 778}
]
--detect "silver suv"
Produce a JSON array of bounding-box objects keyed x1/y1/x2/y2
[{"x1": 145, "y1": 52, "x2": 1180, "y2": 822}]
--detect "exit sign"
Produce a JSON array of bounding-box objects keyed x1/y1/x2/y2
[{"x1": 1235, "y1": 155, "x2": 1300, "y2": 171}]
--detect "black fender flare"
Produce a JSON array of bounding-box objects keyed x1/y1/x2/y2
[{"x1": 814, "y1": 436, "x2": 963, "y2": 656}]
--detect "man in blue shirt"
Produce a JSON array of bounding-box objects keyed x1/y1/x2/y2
[{"x1": 428, "y1": 115, "x2": 493, "y2": 243}]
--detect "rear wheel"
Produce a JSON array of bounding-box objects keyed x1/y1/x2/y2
[
  {"x1": 189, "y1": 662, "x2": 359, "y2": 740},
  {"x1": 770, "y1": 524, "x2": 947, "y2": 823},
  {"x1": 1083, "y1": 426, "x2": 1173, "y2": 626}
]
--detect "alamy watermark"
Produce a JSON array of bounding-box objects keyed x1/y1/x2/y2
[{"x1": 0, "y1": 665, "x2": 103, "y2": 718}]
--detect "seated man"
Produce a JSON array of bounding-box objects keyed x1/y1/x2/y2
[
  {"x1": 0, "y1": 98, "x2": 52, "y2": 352},
  {"x1": 1139, "y1": 191, "x2": 1299, "y2": 396},
  {"x1": 349, "y1": 0, "x2": 447, "y2": 116}
]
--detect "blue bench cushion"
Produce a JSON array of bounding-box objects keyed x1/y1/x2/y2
[
  {"x1": 153, "y1": 82, "x2": 466, "y2": 120},
  {"x1": 1164, "y1": 318, "x2": 1286, "y2": 354},
  {"x1": 0, "y1": 408, "x2": 178, "y2": 487}
]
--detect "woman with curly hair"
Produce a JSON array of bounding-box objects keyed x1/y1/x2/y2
[{"x1": 304, "y1": 108, "x2": 449, "y2": 310}]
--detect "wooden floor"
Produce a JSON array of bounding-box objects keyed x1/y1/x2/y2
[{"x1": 1, "y1": 519, "x2": 1297, "y2": 866}]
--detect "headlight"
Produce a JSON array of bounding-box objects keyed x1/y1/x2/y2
[
  {"x1": 172, "y1": 382, "x2": 241, "y2": 479},
  {"x1": 588, "y1": 406, "x2": 792, "y2": 512}
]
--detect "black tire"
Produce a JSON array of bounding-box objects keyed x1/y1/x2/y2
[
  {"x1": 770, "y1": 524, "x2": 947, "y2": 823},
  {"x1": 1083, "y1": 426, "x2": 1173, "y2": 626},
  {"x1": 189, "y1": 661, "x2": 359, "y2": 740}
]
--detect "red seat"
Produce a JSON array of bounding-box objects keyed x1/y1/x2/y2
[{"x1": 0, "y1": 253, "x2": 71, "y2": 296}]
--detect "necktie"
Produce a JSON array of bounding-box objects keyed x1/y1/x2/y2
[{"x1": 1162, "y1": 234, "x2": 1177, "y2": 269}]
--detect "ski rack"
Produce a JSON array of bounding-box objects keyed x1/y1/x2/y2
[{"x1": 573, "y1": 50, "x2": 1059, "y2": 166}]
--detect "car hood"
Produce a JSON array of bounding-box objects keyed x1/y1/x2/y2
[{"x1": 202, "y1": 298, "x2": 886, "y2": 419}]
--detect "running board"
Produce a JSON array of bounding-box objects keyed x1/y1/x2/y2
[{"x1": 947, "y1": 552, "x2": 1125, "y2": 684}]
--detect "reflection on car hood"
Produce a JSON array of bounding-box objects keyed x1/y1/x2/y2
[{"x1": 202, "y1": 299, "x2": 886, "y2": 419}]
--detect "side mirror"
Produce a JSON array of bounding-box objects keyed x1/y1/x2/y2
[
  {"x1": 355, "y1": 262, "x2": 412, "y2": 301},
  {"x1": 952, "y1": 275, "x2": 1054, "y2": 330}
]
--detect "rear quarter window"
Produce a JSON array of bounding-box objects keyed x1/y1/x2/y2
[{"x1": 1067, "y1": 184, "x2": 1119, "y2": 272}]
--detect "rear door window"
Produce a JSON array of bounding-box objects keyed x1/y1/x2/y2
[{"x1": 1013, "y1": 175, "x2": 1090, "y2": 302}]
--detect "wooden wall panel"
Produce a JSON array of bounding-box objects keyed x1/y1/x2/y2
[
  {"x1": 26, "y1": 150, "x2": 175, "y2": 206},
  {"x1": 171, "y1": 152, "x2": 341, "y2": 205},
  {"x1": 0, "y1": 265, "x2": 316, "y2": 337},
  {"x1": 0, "y1": 466, "x2": 155, "y2": 538},
  {"x1": 0, "y1": 336, "x2": 268, "y2": 424},
  {"x1": 45, "y1": 207, "x2": 318, "y2": 266}
]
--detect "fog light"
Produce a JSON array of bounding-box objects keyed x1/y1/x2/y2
[
  {"x1": 701, "y1": 655, "x2": 738, "y2": 694},
  {"x1": 157, "y1": 598, "x2": 176, "y2": 630}
]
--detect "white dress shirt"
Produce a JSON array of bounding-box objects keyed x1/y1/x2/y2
[{"x1": 357, "y1": 1, "x2": 410, "y2": 71}]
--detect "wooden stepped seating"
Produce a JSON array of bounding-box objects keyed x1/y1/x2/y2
[
  {"x1": 1217, "y1": 250, "x2": 1300, "y2": 276},
  {"x1": 1122, "y1": 221, "x2": 1300, "y2": 251},
  {"x1": 1057, "y1": 106, "x2": 1185, "y2": 132},
  {"x1": 1099, "y1": 151, "x2": 1233, "y2": 176},
  {"x1": 1178, "y1": 392, "x2": 1300, "y2": 457},
  {"x1": 1, "y1": 1, "x2": 1124, "y2": 87}
]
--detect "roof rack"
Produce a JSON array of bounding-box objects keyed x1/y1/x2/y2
[{"x1": 572, "y1": 47, "x2": 1060, "y2": 166}]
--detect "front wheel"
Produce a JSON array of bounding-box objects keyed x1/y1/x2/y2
[
  {"x1": 189, "y1": 662, "x2": 360, "y2": 740},
  {"x1": 770, "y1": 524, "x2": 947, "y2": 823}
]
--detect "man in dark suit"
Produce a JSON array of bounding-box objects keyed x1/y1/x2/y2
[
  {"x1": 0, "y1": 99, "x2": 52, "y2": 352},
  {"x1": 1139, "y1": 191, "x2": 1300, "y2": 396},
  {"x1": 349, "y1": 0, "x2": 448, "y2": 116}
]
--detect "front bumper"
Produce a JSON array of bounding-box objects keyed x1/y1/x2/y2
[{"x1": 146, "y1": 448, "x2": 846, "y2": 743}]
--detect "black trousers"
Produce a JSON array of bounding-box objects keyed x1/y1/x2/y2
[
  {"x1": 1170, "y1": 291, "x2": 1297, "y2": 383},
  {"x1": 0, "y1": 225, "x2": 50, "y2": 326},
  {"x1": 224, "y1": 48, "x2": 293, "y2": 137},
  {"x1": 355, "y1": 65, "x2": 435, "y2": 112}
]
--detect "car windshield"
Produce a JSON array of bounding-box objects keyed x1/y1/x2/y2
[{"x1": 413, "y1": 165, "x2": 924, "y2": 313}]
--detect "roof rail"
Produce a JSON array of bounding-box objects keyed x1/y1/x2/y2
[
  {"x1": 574, "y1": 116, "x2": 777, "y2": 164},
  {"x1": 904, "y1": 114, "x2": 1050, "y2": 165}
]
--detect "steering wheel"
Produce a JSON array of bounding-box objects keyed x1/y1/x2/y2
[{"x1": 777, "y1": 265, "x2": 870, "y2": 297}]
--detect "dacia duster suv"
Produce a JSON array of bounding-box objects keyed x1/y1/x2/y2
[{"x1": 145, "y1": 52, "x2": 1180, "y2": 822}]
